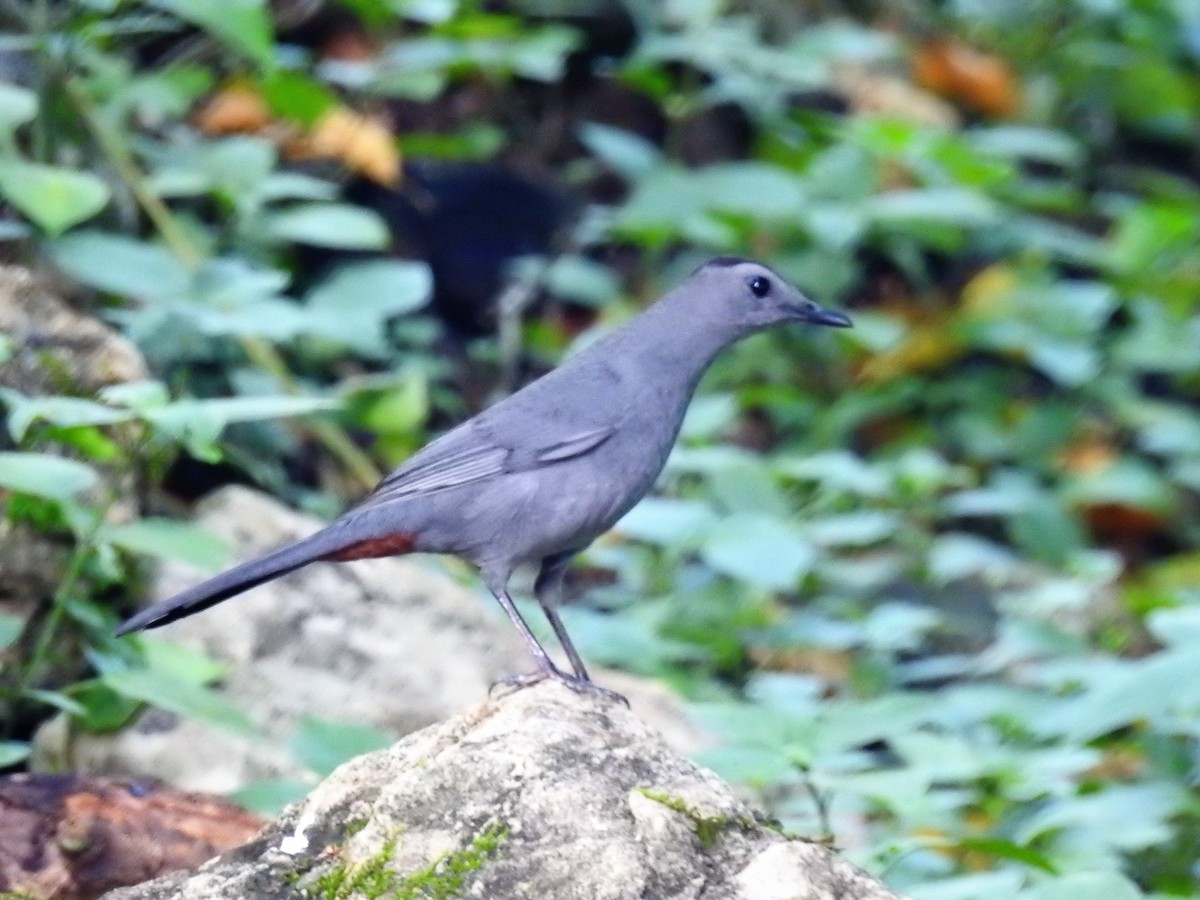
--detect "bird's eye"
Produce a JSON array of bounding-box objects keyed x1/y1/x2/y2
[{"x1": 749, "y1": 275, "x2": 772, "y2": 298}]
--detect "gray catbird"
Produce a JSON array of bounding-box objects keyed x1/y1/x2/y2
[{"x1": 117, "y1": 258, "x2": 851, "y2": 696}]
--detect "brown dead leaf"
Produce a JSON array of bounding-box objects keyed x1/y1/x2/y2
[
  {"x1": 288, "y1": 106, "x2": 401, "y2": 186},
  {"x1": 913, "y1": 38, "x2": 1021, "y2": 118},
  {"x1": 194, "y1": 84, "x2": 272, "y2": 136}
]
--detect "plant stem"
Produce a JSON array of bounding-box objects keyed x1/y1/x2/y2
[{"x1": 7, "y1": 505, "x2": 104, "y2": 730}]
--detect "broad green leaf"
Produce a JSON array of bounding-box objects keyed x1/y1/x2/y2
[
  {"x1": 968, "y1": 126, "x2": 1083, "y2": 167},
  {"x1": 0, "y1": 741, "x2": 30, "y2": 767},
  {"x1": 0, "y1": 160, "x2": 110, "y2": 234},
  {"x1": 701, "y1": 162, "x2": 806, "y2": 218},
  {"x1": 539, "y1": 256, "x2": 620, "y2": 308},
  {"x1": 700, "y1": 514, "x2": 814, "y2": 590},
  {"x1": 138, "y1": 638, "x2": 230, "y2": 685},
  {"x1": 577, "y1": 122, "x2": 662, "y2": 178},
  {"x1": 146, "y1": 394, "x2": 340, "y2": 458},
  {"x1": 804, "y1": 511, "x2": 899, "y2": 547},
  {"x1": 0, "y1": 389, "x2": 134, "y2": 440},
  {"x1": 304, "y1": 260, "x2": 432, "y2": 355},
  {"x1": 1063, "y1": 457, "x2": 1176, "y2": 516},
  {"x1": 264, "y1": 203, "x2": 389, "y2": 249},
  {"x1": 0, "y1": 82, "x2": 37, "y2": 134},
  {"x1": 149, "y1": 0, "x2": 274, "y2": 69},
  {"x1": 51, "y1": 231, "x2": 190, "y2": 298},
  {"x1": 103, "y1": 519, "x2": 230, "y2": 569},
  {"x1": 0, "y1": 613, "x2": 24, "y2": 651},
  {"x1": 1017, "y1": 871, "x2": 1143, "y2": 900},
  {"x1": 291, "y1": 716, "x2": 391, "y2": 777},
  {"x1": 21, "y1": 688, "x2": 88, "y2": 717},
  {"x1": 865, "y1": 187, "x2": 1000, "y2": 228},
  {"x1": 927, "y1": 533, "x2": 1022, "y2": 584},
  {"x1": 101, "y1": 668, "x2": 253, "y2": 735},
  {"x1": 0, "y1": 451, "x2": 99, "y2": 500},
  {"x1": 231, "y1": 778, "x2": 312, "y2": 814}
]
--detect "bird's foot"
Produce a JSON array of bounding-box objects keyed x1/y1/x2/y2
[{"x1": 490, "y1": 668, "x2": 629, "y2": 707}]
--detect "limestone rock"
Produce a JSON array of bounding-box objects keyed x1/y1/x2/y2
[
  {"x1": 0, "y1": 264, "x2": 148, "y2": 397},
  {"x1": 102, "y1": 682, "x2": 901, "y2": 900}
]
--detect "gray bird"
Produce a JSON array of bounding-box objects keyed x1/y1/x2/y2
[{"x1": 117, "y1": 258, "x2": 851, "y2": 698}]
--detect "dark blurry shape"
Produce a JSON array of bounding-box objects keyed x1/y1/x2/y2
[
  {"x1": 509, "y1": 0, "x2": 638, "y2": 85},
  {"x1": 912, "y1": 37, "x2": 1021, "y2": 118},
  {"x1": 346, "y1": 163, "x2": 576, "y2": 334},
  {"x1": 677, "y1": 101, "x2": 755, "y2": 166},
  {"x1": 0, "y1": 773, "x2": 261, "y2": 899}
]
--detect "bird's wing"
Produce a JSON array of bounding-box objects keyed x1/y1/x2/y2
[{"x1": 352, "y1": 416, "x2": 614, "y2": 510}]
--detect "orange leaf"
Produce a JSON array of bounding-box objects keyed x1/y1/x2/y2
[
  {"x1": 289, "y1": 106, "x2": 402, "y2": 186},
  {"x1": 913, "y1": 38, "x2": 1021, "y2": 118},
  {"x1": 194, "y1": 84, "x2": 272, "y2": 136}
]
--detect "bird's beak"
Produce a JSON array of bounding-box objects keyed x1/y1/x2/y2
[{"x1": 797, "y1": 302, "x2": 853, "y2": 328}]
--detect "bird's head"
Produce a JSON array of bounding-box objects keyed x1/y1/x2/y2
[{"x1": 689, "y1": 257, "x2": 852, "y2": 331}]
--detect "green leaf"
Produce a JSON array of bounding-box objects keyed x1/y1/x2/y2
[
  {"x1": 138, "y1": 638, "x2": 229, "y2": 685},
  {"x1": 51, "y1": 231, "x2": 190, "y2": 298},
  {"x1": 0, "y1": 612, "x2": 24, "y2": 652},
  {"x1": 539, "y1": 256, "x2": 620, "y2": 308},
  {"x1": 291, "y1": 716, "x2": 391, "y2": 777},
  {"x1": 68, "y1": 681, "x2": 141, "y2": 733},
  {"x1": 0, "y1": 160, "x2": 110, "y2": 235},
  {"x1": 968, "y1": 126, "x2": 1082, "y2": 168},
  {"x1": 0, "y1": 741, "x2": 30, "y2": 767},
  {"x1": 700, "y1": 514, "x2": 815, "y2": 590},
  {"x1": 145, "y1": 394, "x2": 339, "y2": 458},
  {"x1": 0, "y1": 389, "x2": 134, "y2": 440},
  {"x1": 264, "y1": 203, "x2": 389, "y2": 249},
  {"x1": 304, "y1": 260, "x2": 432, "y2": 355},
  {"x1": 577, "y1": 123, "x2": 661, "y2": 178},
  {"x1": 0, "y1": 82, "x2": 37, "y2": 134},
  {"x1": 927, "y1": 533, "x2": 1021, "y2": 584},
  {"x1": 865, "y1": 187, "x2": 1000, "y2": 228},
  {"x1": 0, "y1": 451, "x2": 100, "y2": 500},
  {"x1": 231, "y1": 778, "x2": 312, "y2": 814},
  {"x1": 103, "y1": 519, "x2": 230, "y2": 569},
  {"x1": 148, "y1": 0, "x2": 274, "y2": 70},
  {"x1": 101, "y1": 668, "x2": 253, "y2": 735},
  {"x1": 21, "y1": 688, "x2": 88, "y2": 717},
  {"x1": 616, "y1": 498, "x2": 717, "y2": 547},
  {"x1": 1063, "y1": 457, "x2": 1176, "y2": 516},
  {"x1": 1017, "y1": 871, "x2": 1143, "y2": 900}
]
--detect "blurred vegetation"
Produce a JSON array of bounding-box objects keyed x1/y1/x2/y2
[{"x1": 0, "y1": 0, "x2": 1198, "y2": 897}]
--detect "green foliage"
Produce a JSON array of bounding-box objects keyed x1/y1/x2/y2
[{"x1": 0, "y1": 0, "x2": 1197, "y2": 897}]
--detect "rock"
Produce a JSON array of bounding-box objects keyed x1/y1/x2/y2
[
  {"x1": 0, "y1": 773, "x2": 261, "y2": 900},
  {"x1": 101, "y1": 682, "x2": 900, "y2": 900},
  {"x1": 0, "y1": 265, "x2": 148, "y2": 397},
  {"x1": 38, "y1": 486, "x2": 708, "y2": 792}
]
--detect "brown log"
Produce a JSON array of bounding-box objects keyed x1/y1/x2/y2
[{"x1": 0, "y1": 773, "x2": 262, "y2": 900}]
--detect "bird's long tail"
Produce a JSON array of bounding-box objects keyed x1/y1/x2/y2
[{"x1": 115, "y1": 528, "x2": 363, "y2": 636}]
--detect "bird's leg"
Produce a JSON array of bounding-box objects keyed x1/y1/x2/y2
[
  {"x1": 533, "y1": 553, "x2": 590, "y2": 681},
  {"x1": 533, "y1": 554, "x2": 630, "y2": 707},
  {"x1": 489, "y1": 587, "x2": 563, "y2": 679},
  {"x1": 485, "y1": 568, "x2": 628, "y2": 706}
]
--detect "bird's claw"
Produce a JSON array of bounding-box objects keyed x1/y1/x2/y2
[{"x1": 490, "y1": 668, "x2": 629, "y2": 707}]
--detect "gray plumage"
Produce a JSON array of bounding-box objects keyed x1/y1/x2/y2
[{"x1": 117, "y1": 257, "x2": 851, "y2": 697}]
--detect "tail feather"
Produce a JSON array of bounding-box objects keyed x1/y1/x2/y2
[{"x1": 115, "y1": 529, "x2": 350, "y2": 636}]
